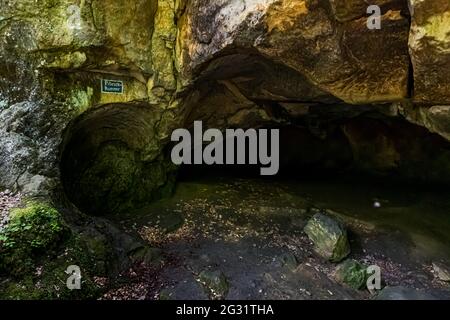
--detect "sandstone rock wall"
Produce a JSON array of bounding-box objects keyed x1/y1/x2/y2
[
  {"x1": 0, "y1": 0, "x2": 450, "y2": 211},
  {"x1": 0, "y1": 0, "x2": 182, "y2": 200},
  {"x1": 409, "y1": 0, "x2": 450, "y2": 105}
]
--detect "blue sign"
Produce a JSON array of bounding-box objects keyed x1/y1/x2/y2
[{"x1": 101, "y1": 79, "x2": 124, "y2": 94}]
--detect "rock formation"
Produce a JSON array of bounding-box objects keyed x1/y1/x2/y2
[{"x1": 0, "y1": 0, "x2": 450, "y2": 214}]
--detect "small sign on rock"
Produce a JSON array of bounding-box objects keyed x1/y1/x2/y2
[{"x1": 101, "y1": 79, "x2": 124, "y2": 94}]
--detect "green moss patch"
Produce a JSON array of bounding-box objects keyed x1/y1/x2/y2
[
  {"x1": 0, "y1": 201, "x2": 69, "y2": 276},
  {"x1": 0, "y1": 201, "x2": 113, "y2": 299},
  {"x1": 335, "y1": 259, "x2": 368, "y2": 290}
]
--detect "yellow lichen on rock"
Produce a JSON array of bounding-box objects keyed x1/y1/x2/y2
[{"x1": 265, "y1": 0, "x2": 308, "y2": 33}]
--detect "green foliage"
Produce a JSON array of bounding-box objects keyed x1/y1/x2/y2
[
  {"x1": 0, "y1": 202, "x2": 111, "y2": 299},
  {"x1": 0, "y1": 201, "x2": 68, "y2": 276}
]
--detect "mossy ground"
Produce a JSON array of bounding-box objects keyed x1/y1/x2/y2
[
  {"x1": 0, "y1": 202, "x2": 69, "y2": 276},
  {"x1": 0, "y1": 201, "x2": 112, "y2": 299}
]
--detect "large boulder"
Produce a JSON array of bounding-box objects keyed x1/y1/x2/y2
[{"x1": 304, "y1": 213, "x2": 351, "y2": 262}]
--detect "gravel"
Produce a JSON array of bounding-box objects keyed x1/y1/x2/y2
[{"x1": 0, "y1": 189, "x2": 22, "y2": 232}]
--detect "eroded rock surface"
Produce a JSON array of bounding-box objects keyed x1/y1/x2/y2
[
  {"x1": 178, "y1": 0, "x2": 410, "y2": 104},
  {"x1": 0, "y1": 0, "x2": 182, "y2": 207},
  {"x1": 0, "y1": 0, "x2": 449, "y2": 212},
  {"x1": 409, "y1": 0, "x2": 450, "y2": 104}
]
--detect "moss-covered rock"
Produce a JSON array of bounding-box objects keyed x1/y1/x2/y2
[
  {"x1": 0, "y1": 234, "x2": 107, "y2": 300},
  {"x1": 0, "y1": 201, "x2": 116, "y2": 299},
  {"x1": 335, "y1": 259, "x2": 368, "y2": 290},
  {"x1": 304, "y1": 213, "x2": 351, "y2": 262},
  {"x1": 0, "y1": 201, "x2": 69, "y2": 276}
]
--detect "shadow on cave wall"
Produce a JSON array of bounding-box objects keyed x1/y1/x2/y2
[{"x1": 60, "y1": 103, "x2": 176, "y2": 216}]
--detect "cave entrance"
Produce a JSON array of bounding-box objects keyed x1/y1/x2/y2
[
  {"x1": 174, "y1": 51, "x2": 450, "y2": 185},
  {"x1": 175, "y1": 52, "x2": 352, "y2": 181},
  {"x1": 176, "y1": 114, "x2": 450, "y2": 186},
  {"x1": 59, "y1": 103, "x2": 450, "y2": 217},
  {"x1": 176, "y1": 124, "x2": 354, "y2": 181},
  {"x1": 59, "y1": 51, "x2": 450, "y2": 217},
  {"x1": 60, "y1": 103, "x2": 176, "y2": 216}
]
